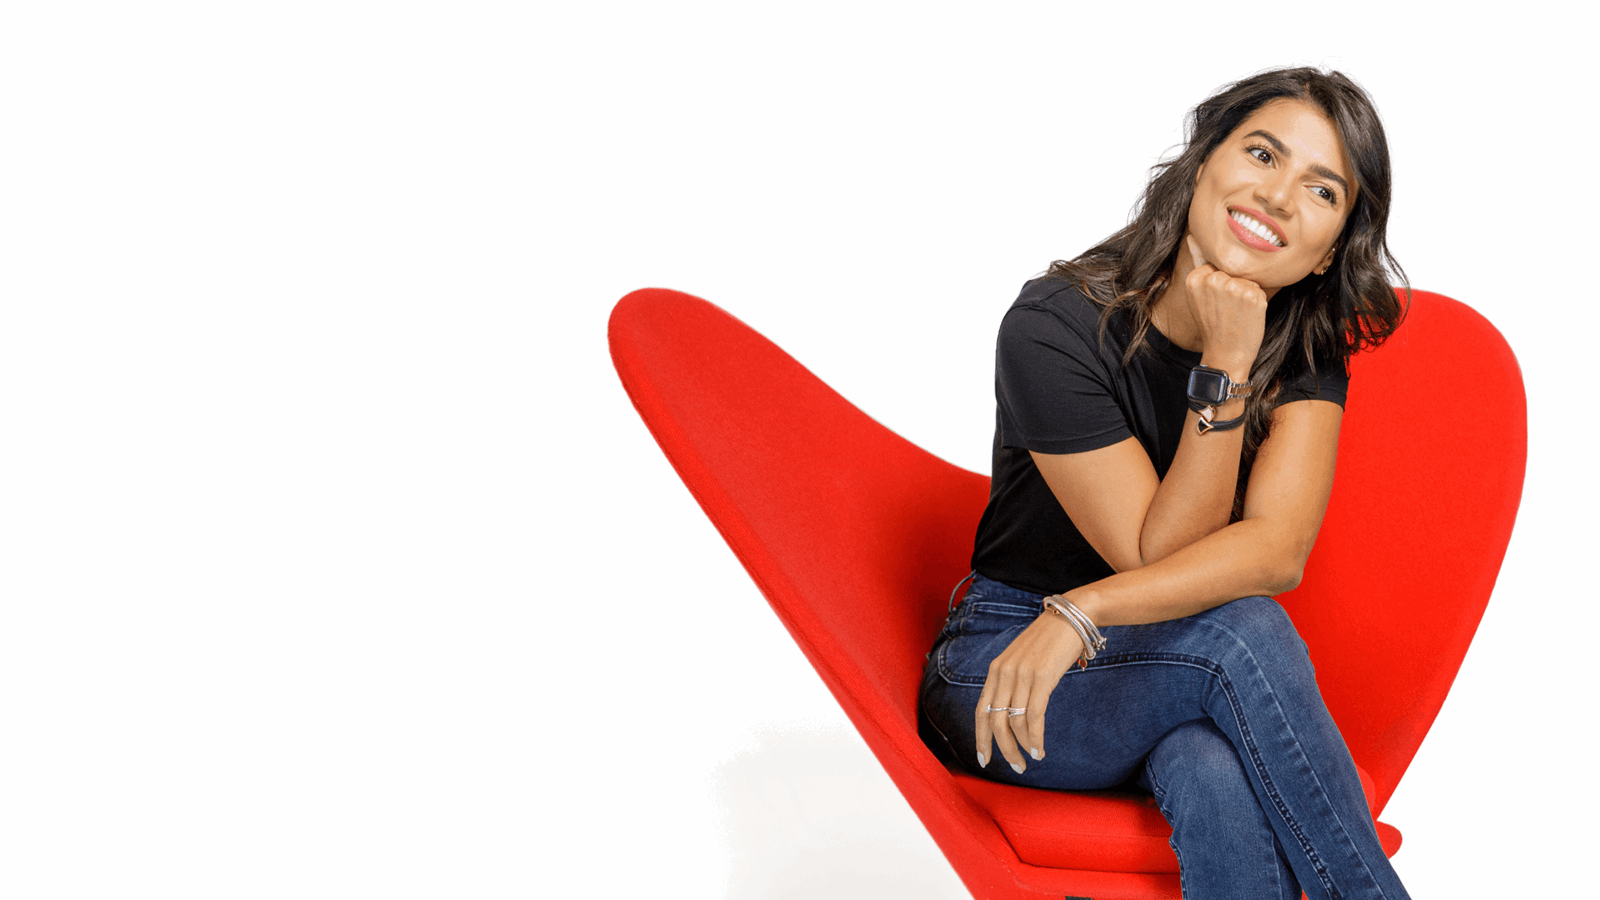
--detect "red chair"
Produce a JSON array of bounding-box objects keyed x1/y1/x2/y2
[{"x1": 608, "y1": 287, "x2": 1525, "y2": 899}]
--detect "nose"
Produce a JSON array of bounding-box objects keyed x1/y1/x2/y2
[{"x1": 1256, "y1": 167, "x2": 1295, "y2": 218}]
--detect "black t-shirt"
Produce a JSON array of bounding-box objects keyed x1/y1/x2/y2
[{"x1": 970, "y1": 277, "x2": 1349, "y2": 596}]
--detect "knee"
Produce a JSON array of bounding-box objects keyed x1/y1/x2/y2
[
  {"x1": 1146, "y1": 722, "x2": 1266, "y2": 835},
  {"x1": 1148, "y1": 722, "x2": 1254, "y2": 810},
  {"x1": 1197, "y1": 598, "x2": 1324, "y2": 705},
  {"x1": 1208, "y1": 597, "x2": 1308, "y2": 659}
]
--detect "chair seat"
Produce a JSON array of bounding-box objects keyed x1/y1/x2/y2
[{"x1": 955, "y1": 761, "x2": 1394, "y2": 873}]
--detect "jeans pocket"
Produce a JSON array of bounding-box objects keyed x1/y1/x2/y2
[
  {"x1": 934, "y1": 610, "x2": 1038, "y2": 687},
  {"x1": 930, "y1": 576, "x2": 1041, "y2": 684}
]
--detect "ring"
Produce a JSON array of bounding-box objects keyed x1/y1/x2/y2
[
  {"x1": 984, "y1": 705, "x2": 1006, "y2": 714},
  {"x1": 1007, "y1": 708, "x2": 1026, "y2": 717}
]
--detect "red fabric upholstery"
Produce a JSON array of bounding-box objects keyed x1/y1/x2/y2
[
  {"x1": 609, "y1": 287, "x2": 1523, "y2": 900},
  {"x1": 958, "y1": 762, "x2": 1389, "y2": 874},
  {"x1": 1278, "y1": 291, "x2": 1527, "y2": 812}
]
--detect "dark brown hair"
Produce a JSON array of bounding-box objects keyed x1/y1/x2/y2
[{"x1": 1048, "y1": 67, "x2": 1407, "y2": 518}]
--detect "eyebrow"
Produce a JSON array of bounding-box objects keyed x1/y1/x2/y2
[{"x1": 1245, "y1": 129, "x2": 1351, "y2": 196}]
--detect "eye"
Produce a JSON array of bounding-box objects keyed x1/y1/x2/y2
[
  {"x1": 1312, "y1": 185, "x2": 1338, "y2": 205},
  {"x1": 1247, "y1": 145, "x2": 1274, "y2": 164}
]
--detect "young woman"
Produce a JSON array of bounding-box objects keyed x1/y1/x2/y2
[{"x1": 918, "y1": 68, "x2": 1411, "y2": 899}]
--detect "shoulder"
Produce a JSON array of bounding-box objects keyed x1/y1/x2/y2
[
  {"x1": 1006, "y1": 277, "x2": 1104, "y2": 328},
  {"x1": 998, "y1": 278, "x2": 1121, "y2": 359},
  {"x1": 991, "y1": 278, "x2": 1137, "y2": 451}
]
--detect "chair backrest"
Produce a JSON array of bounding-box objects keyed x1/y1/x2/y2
[
  {"x1": 610, "y1": 288, "x2": 1019, "y2": 891},
  {"x1": 609, "y1": 289, "x2": 988, "y2": 732},
  {"x1": 1278, "y1": 289, "x2": 1525, "y2": 810}
]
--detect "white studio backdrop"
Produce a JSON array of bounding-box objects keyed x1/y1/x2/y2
[{"x1": 0, "y1": 2, "x2": 1590, "y2": 897}]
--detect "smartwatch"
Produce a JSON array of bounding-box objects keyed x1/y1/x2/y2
[
  {"x1": 1186, "y1": 366, "x2": 1253, "y2": 434},
  {"x1": 1186, "y1": 365, "x2": 1254, "y2": 406}
]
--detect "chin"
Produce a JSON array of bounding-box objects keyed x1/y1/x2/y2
[{"x1": 1219, "y1": 250, "x2": 1312, "y2": 290}]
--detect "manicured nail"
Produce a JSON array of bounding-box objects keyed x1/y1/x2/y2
[
  {"x1": 1030, "y1": 747, "x2": 1042, "y2": 761},
  {"x1": 1011, "y1": 762, "x2": 1025, "y2": 775},
  {"x1": 977, "y1": 751, "x2": 987, "y2": 768}
]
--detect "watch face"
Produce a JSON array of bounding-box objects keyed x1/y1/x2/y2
[{"x1": 1187, "y1": 368, "x2": 1229, "y2": 405}]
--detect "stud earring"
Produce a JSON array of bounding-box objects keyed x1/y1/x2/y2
[{"x1": 1315, "y1": 246, "x2": 1338, "y2": 276}]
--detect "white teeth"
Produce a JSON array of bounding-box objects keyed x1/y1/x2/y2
[{"x1": 1231, "y1": 211, "x2": 1284, "y2": 247}]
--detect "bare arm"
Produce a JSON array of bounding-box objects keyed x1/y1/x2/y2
[
  {"x1": 1045, "y1": 239, "x2": 1271, "y2": 572},
  {"x1": 1029, "y1": 381, "x2": 1253, "y2": 574},
  {"x1": 1070, "y1": 398, "x2": 1342, "y2": 624}
]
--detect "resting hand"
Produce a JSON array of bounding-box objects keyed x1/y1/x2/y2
[
  {"x1": 1185, "y1": 235, "x2": 1267, "y2": 371},
  {"x1": 973, "y1": 612, "x2": 1084, "y2": 774}
]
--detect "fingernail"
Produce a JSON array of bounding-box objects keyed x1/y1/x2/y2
[
  {"x1": 977, "y1": 752, "x2": 987, "y2": 768},
  {"x1": 1030, "y1": 747, "x2": 1042, "y2": 761},
  {"x1": 1011, "y1": 762, "x2": 1025, "y2": 775}
]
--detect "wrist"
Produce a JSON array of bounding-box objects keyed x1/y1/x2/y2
[
  {"x1": 1063, "y1": 587, "x2": 1110, "y2": 628},
  {"x1": 1036, "y1": 605, "x2": 1079, "y2": 641},
  {"x1": 1205, "y1": 396, "x2": 1248, "y2": 418},
  {"x1": 1199, "y1": 353, "x2": 1255, "y2": 385},
  {"x1": 1186, "y1": 363, "x2": 1254, "y2": 434},
  {"x1": 1041, "y1": 593, "x2": 1108, "y2": 670}
]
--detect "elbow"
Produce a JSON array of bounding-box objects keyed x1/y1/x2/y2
[
  {"x1": 1266, "y1": 535, "x2": 1315, "y2": 594},
  {"x1": 1256, "y1": 558, "x2": 1303, "y2": 597},
  {"x1": 1272, "y1": 561, "x2": 1304, "y2": 594}
]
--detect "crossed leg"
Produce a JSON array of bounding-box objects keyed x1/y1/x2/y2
[{"x1": 923, "y1": 585, "x2": 1408, "y2": 900}]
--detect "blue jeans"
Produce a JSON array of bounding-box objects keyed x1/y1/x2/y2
[{"x1": 919, "y1": 574, "x2": 1410, "y2": 900}]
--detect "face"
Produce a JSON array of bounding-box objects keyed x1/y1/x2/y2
[{"x1": 1186, "y1": 98, "x2": 1354, "y2": 295}]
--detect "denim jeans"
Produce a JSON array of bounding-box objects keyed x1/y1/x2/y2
[{"x1": 919, "y1": 574, "x2": 1410, "y2": 900}]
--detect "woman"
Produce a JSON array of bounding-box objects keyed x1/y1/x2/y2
[{"x1": 918, "y1": 68, "x2": 1411, "y2": 899}]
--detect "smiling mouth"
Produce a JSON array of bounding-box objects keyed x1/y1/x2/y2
[{"x1": 1229, "y1": 209, "x2": 1285, "y2": 248}]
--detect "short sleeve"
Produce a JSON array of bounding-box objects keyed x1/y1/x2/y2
[
  {"x1": 994, "y1": 303, "x2": 1132, "y2": 454},
  {"x1": 1275, "y1": 358, "x2": 1350, "y2": 408}
]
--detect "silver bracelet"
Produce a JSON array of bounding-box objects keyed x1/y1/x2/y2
[
  {"x1": 1044, "y1": 596, "x2": 1105, "y2": 652},
  {"x1": 1044, "y1": 598, "x2": 1093, "y2": 656},
  {"x1": 1064, "y1": 604, "x2": 1107, "y2": 654},
  {"x1": 1042, "y1": 595, "x2": 1106, "y2": 669}
]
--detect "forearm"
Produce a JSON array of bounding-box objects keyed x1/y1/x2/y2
[
  {"x1": 1137, "y1": 352, "x2": 1254, "y2": 564},
  {"x1": 1075, "y1": 513, "x2": 1308, "y2": 627}
]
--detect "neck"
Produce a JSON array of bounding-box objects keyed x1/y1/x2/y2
[{"x1": 1150, "y1": 257, "x2": 1205, "y2": 352}]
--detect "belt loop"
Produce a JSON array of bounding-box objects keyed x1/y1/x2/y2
[{"x1": 947, "y1": 570, "x2": 978, "y2": 616}]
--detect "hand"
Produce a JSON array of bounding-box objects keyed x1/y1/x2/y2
[
  {"x1": 973, "y1": 611, "x2": 1084, "y2": 774},
  {"x1": 1185, "y1": 235, "x2": 1267, "y2": 374}
]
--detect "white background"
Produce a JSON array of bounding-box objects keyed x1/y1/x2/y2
[{"x1": 2, "y1": 2, "x2": 1591, "y2": 897}]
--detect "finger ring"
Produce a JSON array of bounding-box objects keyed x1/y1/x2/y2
[
  {"x1": 984, "y1": 705, "x2": 1006, "y2": 714},
  {"x1": 1007, "y1": 708, "x2": 1026, "y2": 717}
]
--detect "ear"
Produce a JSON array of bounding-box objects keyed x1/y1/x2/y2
[{"x1": 1314, "y1": 244, "x2": 1338, "y2": 276}]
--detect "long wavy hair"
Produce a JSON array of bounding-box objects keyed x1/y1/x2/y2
[{"x1": 1048, "y1": 67, "x2": 1408, "y2": 518}]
